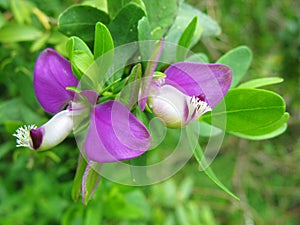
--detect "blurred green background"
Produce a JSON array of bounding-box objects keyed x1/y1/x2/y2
[{"x1": 0, "y1": 0, "x2": 299, "y2": 224}]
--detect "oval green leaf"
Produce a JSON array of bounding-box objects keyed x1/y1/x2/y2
[
  {"x1": 138, "y1": 16, "x2": 152, "y2": 42},
  {"x1": 202, "y1": 88, "x2": 286, "y2": 133},
  {"x1": 231, "y1": 123, "x2": 288, "y2": 140},
  {"x1": 108, "y1": 2, "x2": 145, "y2": 46},
  {"x1": 58, "y1": 5, "x2": 110, "y2": 42},
  {"x1": 166, "y1": 3, "x2": 221, "y2": 45},
  {"x1": 217, "y1": 46, "x2": 252, "y2": 88},
  {"x1": 186, "y1": 53, "x2": 209, "y2": 63},
  {"x1": 230, "y1": 112, "x2": 289, "y2": 139},
  {"x1": 107, "y1": 0, "x2": 132, "y2": 19},
  {"x1": 66, "y1": 36, "x2": 94, "y2": 79},
  {"x1": 94, "y1": 22, "x2": 114, "y2": 60},
  {"x1": 143, "y1": 0, "x2": 178, "y2": 39},
  {"x1": 138, "y1": 17, "x2": 153, "y2": 62}
]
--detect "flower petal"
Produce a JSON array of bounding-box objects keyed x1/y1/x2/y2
[
  {"x1": 34, "y1": 48, "x2": 79, "y2": 114},
  {"x1": 85, "y1": 100, "x2": 151, "y2": 162},
  {"x1": 33, "y1": 109, "x2": 74, "y2": 150},
  {"x1": 164, "y1": 62, "x2": 232, "y2": 107},
  {"x1": 150, "y1": 85, "x2": 187, "y2": 128}
]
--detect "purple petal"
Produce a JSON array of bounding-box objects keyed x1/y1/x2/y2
[
  {"x1": 85, "y1": 100, "x2": 151, "y2": 162},
  {"x1": 138, "y1": 38, "x2": 164, "y2": 111},
  {"x1": 30, "y1": 128, "x2": 43, "y2": 150},
  {"x1": 34, "y1": 48, "x2": 79, "y2": 114},
  {"x1": 164, "y1": 62, "x2": 232, "y2": 107}
]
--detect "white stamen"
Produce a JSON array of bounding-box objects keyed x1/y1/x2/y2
[
  {"x1": 13, "y1": 124, "x2": 37, "y2": 148},
  {"x1": 186, "y1": 96, "x2": 212, "y2": 123}
]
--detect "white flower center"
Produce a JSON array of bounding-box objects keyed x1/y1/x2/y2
[
  {"x1": 185, "y1": 96, "x2": 212, "y2": 124},
  {"x1": 13, "y1": 124, "x2": 37, "y2": 149},
  {"x1": 149, "y1": 83, "x2": 212, "y2": 128}
]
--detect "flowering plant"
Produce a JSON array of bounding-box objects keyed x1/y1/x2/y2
[{"x1": 9, "y1": 0, "x2": 288, "y2": 205}]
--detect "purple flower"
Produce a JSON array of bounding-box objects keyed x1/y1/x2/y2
[
  {"x1": 14, "y1": 48, "x2": 151, "y2": 162},
  {"x1": 33, "y1": 48, "x2": 79, "y2": 114},
  {"x1": 139, "y1": 57, "x2": 232, "y2": 128},
  {"x1": 85, "y1": 100, "x2": 151, "y2": 162},
  {"x1": 13, "y1": 110, "x2": 74, "y2": 150}
]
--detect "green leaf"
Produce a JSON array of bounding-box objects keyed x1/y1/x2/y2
[
  {"x1": 0, "y1": 24, "x2": 42, "y2": 42},
  {"x1": 166, "y1": 3, "x2": 221, "y2": 45},
  {"x1": 194, "y1": 143, "x2": 239, "y2": 200},
  {"x1": 107, "y1": 0, "x2": 131, "y2": 19},
  {"x1": 66, "y1": 36, "x2": 94, "y2": 79},
  {"x1": 186, "y1": 53, "x2": 209, "y2": 63},
  {"x1": 58, "y1": 5, "x2": 110, "y2": 42},
  {"x1": 108, "y1": 2, "x2": 146, "y2": 46},
  {"x1": 230, "y1": 112, "x2": 289, "y2": 140},
  {"x1": 177, "y1": 16, "x2": 200, "y2": 61},
  {"x1": 71, "y1": 155, "x2": 87, "y2": 202},
  {"x1": 202, "y1": 88, "x2": 286, "y2": 133},
  {"x1": 178, "y1": 16, "x2": 199, "y2": 47},
  {"x1": 94, "y1": 22, "x2": 114, "y2": 60},
  {"x1": 138, "y1": 17, "x2": 155, "y2": 63},
  {"x1": 118, "y1": 63, "x2": 142, "y2": 109},
  {"x1": 143, "y1": 0, "x2": 178, "y2": 39},
  {"x1": 82, "y1": 0, "x2": 108, "y2": 13},
  {"x1": 235, "y1": 124, "x2": 288, "y2": 141},
  {"x1": 107, "y1": 0, "x2": 144, "y2": 19},
  {"x1": 93, "y1": 22, "x2": 114, "y2": 80},
  {"x1": 238, "y1": 77, "x2": 284, "y2": 88},
  {"x1": 217, "y1": 46, "x2": 252, "y2": 88},
  {"x1": 138, "y1": 16, "x2": 152, "y2": 41}
]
